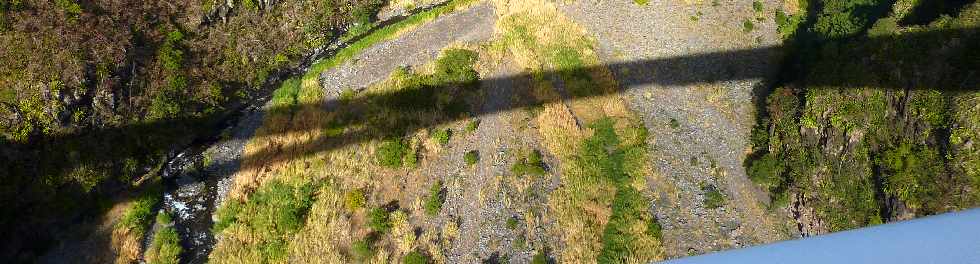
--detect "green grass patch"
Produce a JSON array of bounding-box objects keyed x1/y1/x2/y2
[
  {"x1": 352, "y1": 237, "x2": 376, "y2": 260},
  {"x1": 466, "y1": 119, "x2": 480, "y2": 133},
  {"x1": 464, "y1": 150, "x2": 479, "y2": 166},
  {"x1": 742, "y1": 19, "x2": 755, "y2": 33},
  {"x1": 432, "y1": 128, "x2": 452, "y2": 145},
  {"x1": 145, "y1": 212, "x2": 181, "y2": 264},
  {"x1": 702, "y1": 184, "x2": 726, "y2": 209},
  {"x1": 345, "y1": 188, "x2": 367, "y2": 211},
  {"x1": 119, "y1": 183, "x2": 162, "y2": 236},
  {"x1": 511, "y1": 149, "x2": 547, "y2": 177},
  {"x1": 402, "y1": 251, "x2": 431, "y2": 264},
  {"x1": 210, "y1": 180, "x2": 319, "y2": 262},
  {"x1": 424, "y1": 181, "x2": 445, "y2": 216},
  {"x1": 368, "y1": 206, "x2": 392, "y2": 233},
  {"x1": 377, "y1": 139, "x2": 410, "y2": 168}
]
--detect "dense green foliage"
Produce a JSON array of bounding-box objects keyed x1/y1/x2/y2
[
  {"x1": 402, "y1": 251, "x2": 430, "y2": 264},
  {"x1": 424, "y1": 181, "x2": 445, "y2": 216},
  {"x1": 345, "y1": 188, "x2": 367, "y2": 211},
  {"x1": 119, "y1": 183, "x2": 163, "y2": 236},
  {"x1": 146, "y1": 212, "x2": 181, "y2": 264},
  {"x1": 464, "y1": 150, "x2": 480, "y2": 166},
  {"x1": 211, "y1": 180, "x2": 319, "y2": 262},
  {"x1": 575, "y1": 119, "x2": 662, "y2": 263},
  {"x1": 432, "y1": 128, "x2": 452, "y2": 146},
  {"x1": 368, "y1": 207, "x2": 392, "y2": 234},
  {"x1": 747, "y1": 0, "x2": 979, "y2": 232},
  {"x1": 511, "y1": 149, "x2": 547, "y2": 177},
  {"x1": 377, "y1": 139, "x2": 410, "y2": 168}
]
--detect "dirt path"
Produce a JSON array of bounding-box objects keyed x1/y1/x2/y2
[{"x1": 557, "y1": 0, "x2": 794, "y2": 257}]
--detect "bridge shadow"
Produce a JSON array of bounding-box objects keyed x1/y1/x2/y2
[{"x1": 0, "y1": 25, "x2": 976, "y2": 259}]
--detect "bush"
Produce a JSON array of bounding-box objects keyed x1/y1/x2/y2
[
  {"x1": 377, "y1": 139, "x2": 409, "y2": 168},
  {"x1": 531, "y1": 250, "x2": 550, "y2": 264},
  {"x1": 748, "y1": 153, "x2": 786, "y2": 191},
  {"x1": 506, "y1": 216, "x2": 520, "y2": 229},
  {"x1": 210, "y1": 180, "x2": 318, "y2": 263},
  {"x1": 702, "y1": 184, "x2": 726, "y2": 209},
  {"x1": 879, "y1": 143, "x2": 943, "y2": 212},
  {"x1": 464, "y1": 150, "x2": 479, "y2": 166},
  {"x1": 432, "y1": 128, "x2": 452, "y2": 146},
  {"x1": 742, "y1": 19, "x2": 755, "y2": 33},
  {"x1": 120, "y1": 184, "x2": 162, "y2": 236},
  {"x1": 752, "y1": 0, "x2": 764, "y2": 12},
  {"x1": 352, "y1": 238, "x2": 375, "y2": 260},
  {"x1": 345, "y1": 189, "x2": 367, "y2": 211},
  {"x1": 368, "y1": 207, "x2": 392, "y2": 233},
  {"x1": 146, "y1": 225, "x2": 182, "y2": 264},
  {"x1": 598, "y1": 186, "x2": 656, "y2": 264},
  {"x1": 511, "y1": 149, "x2": 546, "y2": 177},
  {"x1": 466, "y1": 119, "x2": 480, "y2": 133},
  {"x1": 402, "y1": 251, "x2": 430, "y2": 264},
  {"x1": 646, "y1": 216, "x2": 663, "y2": 239},
  {"x1": 424, "y1": 181, "x2": 444, "y2": 216},
  {"x1": 212, "y1": 199, "x2": 242, "y2": 234}
]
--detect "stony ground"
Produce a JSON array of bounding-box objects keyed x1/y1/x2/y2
[
  {"x1": 558, "y1": 0, "x2": 795, "y2": 257},
  {"x1": 159, "y1": 0, "x2": 797, "y2": 262}
]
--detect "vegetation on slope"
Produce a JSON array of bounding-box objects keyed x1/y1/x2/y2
[
  {"x1": 213, "y1": 2, "x2": 483, "y2": 254},
  {"x1": 0, "y1": 0, "x2": 388, "y2": 259},
  {"x1": 748, "y1": 0, "x2": 979, "y2": 233},
  {"x1": 145, "y1": 212, "x2": 182, "y2": 264}
]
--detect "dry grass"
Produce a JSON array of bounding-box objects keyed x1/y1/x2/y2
[{"x1": 488, "y1": 0, "x2": 665, "y2": 262}]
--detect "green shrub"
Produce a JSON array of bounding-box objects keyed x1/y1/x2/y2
[
  {"x1": 748, "y1": 153, "x2": 786, "y2": 191},
  {"x1": 633, "y1": 0, "x2": 650, "y2": 5},
  {"x1": 511, "y1": 149, "x2": 546, "y2": 177},
  {"x1": 424, "y1": 181, "x2": 445, "y2": 216},
  {"x1": 646, "y1": 216, "x2": 663, "y2": 239},
  {"x1": 598, "y1": 186, "x2": 656, "y2": 264},
  {"x1": 752, "y1": 1, "x2": 764, "y2": 12},
  {"x1": 464, "y1": 150, "x2": 479, "y2": 166},
  {"x1": 531, "y1": 250, "x2": 550, "y2": 264},
  {"x1": 506, "y1": 216, "x2": 520, "y2": 229},
  {"x1": 432, "y1": 128, "x2": 452, "y2": 146},
  {"x1": 120, "y1": 184, "x2": 162, "y2": 236},
  {"x1": 146, "y1": 225, "x2": 182, "y2": 264},
  {"x1": 212, "y1": 199, "x2": 242, "y2": 234},
  {"x1": 775, "y1": 10, "x2": 805, "y2": 39},
  {"x1": 702, "y1": 184, "x2": 726, "y2": 209},
  {"x1": 431, "y1": 48, "x2": 479, "y2": 88},
  {"x1": 466, "y1": 119, "x2": 480, "y2": 133},
  {"x1": 402, "y1": 251, "x2": 430, "y2": 264},
  {"x1": 742, "y1": 19, "x2": 755, "y2": 33},
  {"x1": 377, "y1": 139, "x2": 409, "y2": 168},
  {"x1": 879, "y1": 143, "x2": 944, "y2": 212},
  {"x1": 668, "y1": 118, "x2": 680, "y2": 129},
  {"x1": 352, "y1": 238, "x2": 375, "y2": 260},
  {"x1": 368, "y1": 207, "x2": 392, "y2": 233},
  {"x1": 54, "y1": 0, "x2": 81, "y2": 17},
  {"x1": 345, "y1": 189, "x2": 367, "y2": 211},
  {"x1": 210, "y1": 180, "x2": 318, "y2": 263}
]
